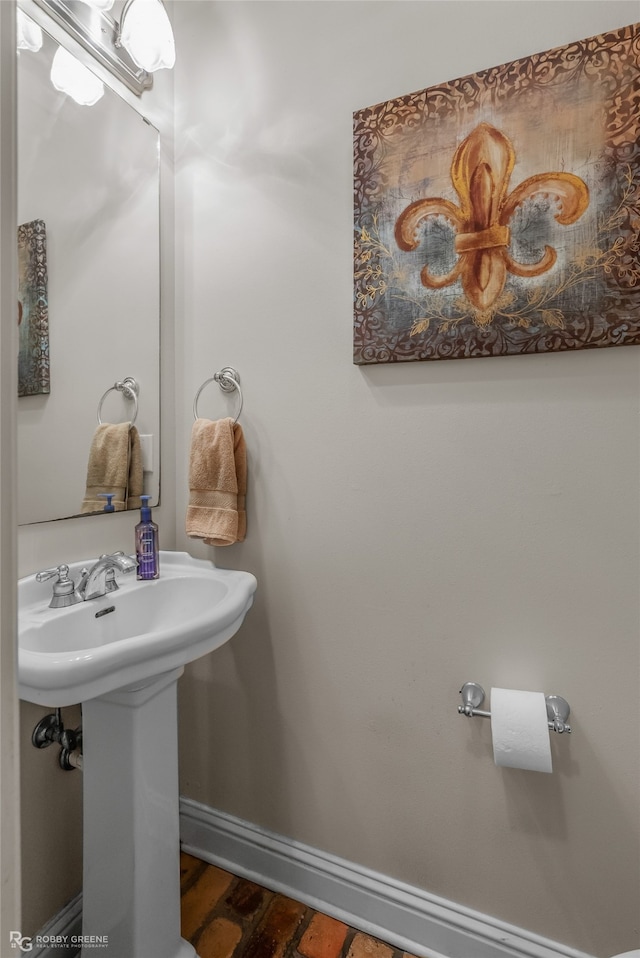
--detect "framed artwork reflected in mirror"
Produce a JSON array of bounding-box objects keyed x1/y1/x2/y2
[{"x1": 18, "y1": 218, "x2": 49, "y2": 397}]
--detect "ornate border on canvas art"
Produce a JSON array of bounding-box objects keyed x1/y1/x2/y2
[{"x1": 353, "y1": 23, "x2": 640, "y2": 364}]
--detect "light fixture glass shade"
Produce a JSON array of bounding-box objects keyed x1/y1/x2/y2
[
  {"x1": 120, "y1": 0, "x2": 175, "y2": 72},
  {"x1": 50, "y1": 46, "x2": 105, "y2": 105},
  {"x1": 17, "y1": 9, "x2": 43, "y2": 52},
  {"x1": 76, "y1": 0, "x2": 116, "y2": 9}
]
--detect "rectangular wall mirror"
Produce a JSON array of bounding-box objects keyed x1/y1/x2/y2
[{"x1": 17, "y1": 0, "x2": 160, "y2": 524}]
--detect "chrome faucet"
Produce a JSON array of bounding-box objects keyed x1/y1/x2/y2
[{"x1": 76, "y1": 552, "x2": 137, "y2": 601}]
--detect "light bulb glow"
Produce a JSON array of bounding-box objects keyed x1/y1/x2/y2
[
  {"x1": 50, "y1": 46, "x2": 104, "y2": 106},
  {"x1": 120, "y1": 0, "x2": 175, "y2": 72},
  {"x1": 17, "y1": 9, "x2": 43, "y2": 52}
]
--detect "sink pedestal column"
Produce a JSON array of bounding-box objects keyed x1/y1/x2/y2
[{"x1": 81, "y1": 668, "x2": 196, "y2": 958}]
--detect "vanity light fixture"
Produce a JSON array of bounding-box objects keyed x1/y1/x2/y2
[
  {"x1": 116, "y1": 0, "x2": 175, "y2": 73},
  {"x1": 27, "y1": 0, "x2": 175, "y2": 96},
  {"x1": 50, "y1": 43, "x2": 105, "y2": 105},
  {"x1": 76, "y1": 0, "x2": 115, "y2": 9},
  {"x1": 17, "y1": 9, "x2": 43, "y2": 52}
]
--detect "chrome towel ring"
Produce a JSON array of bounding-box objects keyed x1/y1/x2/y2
[
  {"x1": 97, "y1": 377, "x2": 139, "y2": 425},
  {"x1": 193, "y1": 367, "x2": 243, "y2": 423}
]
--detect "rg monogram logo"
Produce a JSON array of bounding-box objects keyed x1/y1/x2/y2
[{"x1": 9, "y1": 932, "x2": 33, "y2": 952}]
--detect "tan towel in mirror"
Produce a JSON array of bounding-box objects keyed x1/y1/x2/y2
[
  {"x1": 186, "y1": 417, "x2": 247, "y2": 546},
  {"x1": 80, "y1": 423, "x2": 144, "y2": 513}
]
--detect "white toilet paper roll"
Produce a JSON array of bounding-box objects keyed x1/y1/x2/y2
[{"x1": 491, "y1": 688, "x2": 552, "y2": 773}]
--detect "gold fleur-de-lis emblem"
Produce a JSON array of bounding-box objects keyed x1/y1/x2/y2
[{"x1": 395, "y1": 123, "x2": 589, "y2": 313}]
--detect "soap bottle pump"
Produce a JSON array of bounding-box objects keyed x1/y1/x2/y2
[{"x1": 135, "y1": 495, "x2": 159, "y2": 580}]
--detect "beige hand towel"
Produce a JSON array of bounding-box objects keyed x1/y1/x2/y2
[
  {"x1": 186, "y1": 417, "x2": 247, "y2": 546},
  {"x1": 80, "y1": 423, "x2": 144, "y2": 513}
]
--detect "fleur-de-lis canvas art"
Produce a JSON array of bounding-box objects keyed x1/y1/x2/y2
[{"x1": 353, "y1": 23, "x2": 640, "y2": 364}]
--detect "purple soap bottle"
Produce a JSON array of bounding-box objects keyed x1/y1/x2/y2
[{"x1": 135, "y1": 495, "x2": 159, "y2": 580}]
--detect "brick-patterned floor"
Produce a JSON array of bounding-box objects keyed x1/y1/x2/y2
[{"x1": 180, "y1": 853, "x2": 421, "y2": 958}]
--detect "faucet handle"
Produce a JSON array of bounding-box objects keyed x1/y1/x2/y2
[
  {"x1": 35, "y1": 565, "x2": 81, "y2": 608},
  {"x1": 35, "y1": 564, "x2": 69, "y2": 583},
  {"x1": 36, "y1": 564, "x2": 75, "y2": 587}
]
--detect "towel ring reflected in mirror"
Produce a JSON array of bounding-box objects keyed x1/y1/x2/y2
[
  {"x1": 193, "y1": 367, "x2": 243, "y2": 423},
  {"x1": 97, "y1": 377, "x2": 139, "y2": 425}
]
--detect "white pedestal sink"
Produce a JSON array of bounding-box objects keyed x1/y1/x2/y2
[{"x1": 19, "y1": 551, "x2": 257, "y2": 958}]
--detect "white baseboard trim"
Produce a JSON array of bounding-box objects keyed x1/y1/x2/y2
[
  {"x1": 27, "y1": 893, "x2": 82, "y2": 958},
  {"x1": 180, "y1": 797, "x2": 595, "y2": 958},
  {"x1": 29, "y1": 797, "x2": 596, "y2": 958}
]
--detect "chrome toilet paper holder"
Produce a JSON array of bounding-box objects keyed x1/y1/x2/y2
[{"x1": 458, "y1": 682, "x2": 572, "y2": 734}]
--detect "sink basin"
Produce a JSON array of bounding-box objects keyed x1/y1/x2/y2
[{"x1": 18, "y1": 550, "x2": 257, "y2": 705}]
